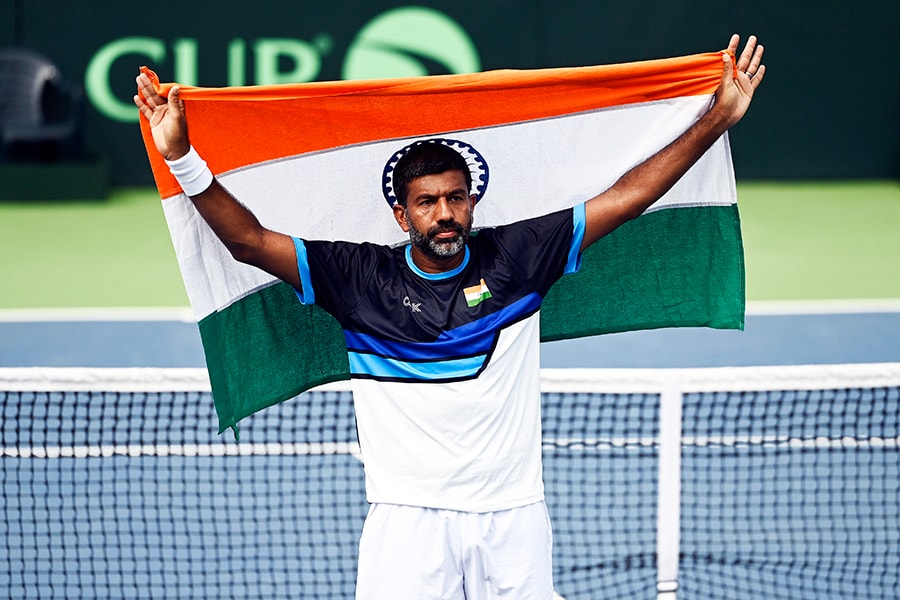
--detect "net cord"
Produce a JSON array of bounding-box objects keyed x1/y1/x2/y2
[
  {"x1": 4, "y1": 363, "x2": 900, "y2": 393},
  {"x1": 540, "y1": 363, "x2": 900, "y2": 393}
]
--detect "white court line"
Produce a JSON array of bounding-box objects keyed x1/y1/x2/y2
[
  {"x1": 745, "y1": 298, "x2": 900, "y2": 315},
  {"x1": 0, "y1": 307, "x2": 196, "y2": 322},
  {"x1": 1, "y1": 299, "x2": 898, "y2": 323}
]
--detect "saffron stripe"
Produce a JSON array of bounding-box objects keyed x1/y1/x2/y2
[{"x1": 141, "y1": 53, "x2": 726, "y2": 199}]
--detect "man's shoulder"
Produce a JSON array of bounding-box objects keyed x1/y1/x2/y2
[
  {"x1": 302, "y1": 238, "x2": 406, "y2": 274},
  {"x1": 304, "y1": 238, "x2": 400, "y2": 254},
  {"x1": 473, "y1": 206, "x2": 575, "y2": 242},
  {"x1": 491, "y1": 206, "x2": 575, "y2": 230}
]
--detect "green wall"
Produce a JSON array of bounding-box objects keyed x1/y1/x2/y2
[{"x1": 3, "y1": 0, "x2": 897, "y2": 184}]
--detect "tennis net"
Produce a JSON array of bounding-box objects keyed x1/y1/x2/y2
[{"x1": 1, "y1": 364, "x2": 898, "y2": 599}]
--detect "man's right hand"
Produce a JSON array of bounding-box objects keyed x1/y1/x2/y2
[
  {"x1": 133, "y1": 71, "x2": 302, "y2": 290},
  {"x1": 134, "y1": 72, "x2": 191, "y2": 161}
]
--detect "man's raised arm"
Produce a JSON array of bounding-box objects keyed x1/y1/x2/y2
[
  {"x1": 580, "y1": 34, "x2": 766, "y2": 252},
  {"x1": 134, "y1": 74, "x2": 302, "y2": 290}
]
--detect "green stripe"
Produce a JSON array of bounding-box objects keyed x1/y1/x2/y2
[
  {"x1": 466, "y1": 290, "x2": 492, "y2": 307},
  {"x1": 201, "y1": 204, "x2": 743, "y2": 432},
  {"x1": 198, "y1": 282, "x2": 349, "y2": 434},
  {"x1": 541, "y1": 204, "x2": 745, "y2": 340}
]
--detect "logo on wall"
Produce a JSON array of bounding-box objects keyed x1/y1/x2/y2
[
  {"x1": 343, "y1": 7, "x2": 481, "y2": 80},
  {"x1": 85, "y1": 6, "x2": 482, "y2": 123}
]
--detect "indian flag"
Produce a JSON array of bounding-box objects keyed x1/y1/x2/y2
[
  {"x1": 464, "y1": 279, "x2": 493, "y2": 308},
  {"x1": 139, "y1": 52, "x2": 745, "y2": 434}
]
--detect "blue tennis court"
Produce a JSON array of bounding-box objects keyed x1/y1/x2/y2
[
  {"x1": 3, "y1": 303, "x2": 900, "y2": 368},
  {"x1": 1, "y1": 304, "x2": 899, "y2": 598}
]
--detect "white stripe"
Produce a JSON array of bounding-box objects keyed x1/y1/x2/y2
[
  {"x1": 165, "y1": 95, "x2": 732, "y2": 319},
  {"x1": 162, "y1": 192, "x2": 279, "y2": 322}
]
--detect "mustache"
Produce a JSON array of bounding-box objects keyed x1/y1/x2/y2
[{"x1": 427, "y1": 221, "x2": 466, "y2": 240}]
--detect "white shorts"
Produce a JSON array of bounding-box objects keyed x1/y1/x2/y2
[{"x1": 355, "y1": 501, "x2": 553, "y2": 600}]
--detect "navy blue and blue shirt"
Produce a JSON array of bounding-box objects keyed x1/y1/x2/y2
[{"x1": 292, "y1": 204, "x2": 586, "y2": 512}]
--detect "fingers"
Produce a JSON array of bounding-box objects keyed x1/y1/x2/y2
[
  {"x1": 168, "y1": 86, "x2": 183, "y2": 120},
  {"x1": 743, "y1": 40, "x2": 764, "y2": 77},
  {"x1": 133, "y1": 93, "x2": 151, "y2": 119},
  {"x1": 135, "y1": 72, "x2": 160, "y2": 106},
  {"x1": 749, "y1": 64, "x2": 766, "y2": 89},
  {"x1": 724, "y1": 34, "x2": 766, "y2": 94},
  {"x1": 726, "y1": 33, "x2": 740, "y2": 56},
  {"x1": 133, "y1": 72, "x2": 185, "y2": 119},
  {"x1": 734, "y1": 35, "x2": 765, "y2": 77},
  {"x1": 133, "y1": 75, "x2": 190, "y2": 135},
  {"x1": 720, "y1": 51, "x2": 734, "y2": 88},
  {"x1": 134, "y1": 72, "x2": 161, "y2": 121},
  {"x1": 736, "y1": 35, "x2": 757, "y2": 69}
]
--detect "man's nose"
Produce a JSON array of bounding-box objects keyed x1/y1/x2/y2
[{"x1": 435, "y1": 198, "x2": 454, "y2": 221}]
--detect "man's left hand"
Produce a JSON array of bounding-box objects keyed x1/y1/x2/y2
[{"x1": 714, "y1": 34, "x2": 766, "y2": 129}]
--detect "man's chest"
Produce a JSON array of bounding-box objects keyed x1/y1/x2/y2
[{"x1": 345, "y1": 257, "x2": 532, "y2": 343}]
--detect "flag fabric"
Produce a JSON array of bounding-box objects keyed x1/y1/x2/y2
[{"x1": 139, "y1": 52, "x2": 745, "y2": 434}]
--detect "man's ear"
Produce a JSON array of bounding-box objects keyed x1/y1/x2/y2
[{"x1": 393, "y1": 203, "x2": 410, "y2": 232}]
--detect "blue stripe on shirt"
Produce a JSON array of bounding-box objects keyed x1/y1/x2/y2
[
  {"x1": 292, "y1": 237, "x2": 315, "y2": 305},
  {"x1": 343, "y1": 293, "x2": 541, "y2": 362},
  {"x1": 348, "y1": 351, "x2": 487, "y2": 380},
  {"x1": 566, "y1": 202, "x2": 586, "y2": 275}
]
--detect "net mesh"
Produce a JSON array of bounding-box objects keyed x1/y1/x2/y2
[
  {"x1": 1, "y1": 366, "x2": 898, "y2": 599},
  {"x1": 679, "y1": 386, "x2": 899, "y2": 600}
]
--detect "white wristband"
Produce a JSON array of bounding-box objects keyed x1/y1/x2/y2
[{"x1": 165, "y1": 146, "x2": 214, "y2": 196}]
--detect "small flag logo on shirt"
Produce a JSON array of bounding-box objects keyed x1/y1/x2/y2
[{"x1": 464, "y1": 279, "x2": 492, "y2": 307}]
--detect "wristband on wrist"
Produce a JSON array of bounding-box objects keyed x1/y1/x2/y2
[{"x1": 165, "y1": 146, "x2": 214, "y2": 196}]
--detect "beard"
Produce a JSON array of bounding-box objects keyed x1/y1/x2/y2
[{"x1": 405, "y1": 209, "x2": 472, "y2": 260}]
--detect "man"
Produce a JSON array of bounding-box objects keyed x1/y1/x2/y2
[{"x1": 135, "y1": 34, "x2": 764, "y2": 599}]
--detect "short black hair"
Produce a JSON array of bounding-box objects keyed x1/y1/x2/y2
[{"x1": 393, "y1": 141, "x2": 471, "y2": 207}]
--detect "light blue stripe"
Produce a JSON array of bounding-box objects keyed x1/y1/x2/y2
[
  {"x1": 405, "y1": 245, "x2": 470, "y2": 280},
  {"x1": 348, "y1": 350, "x2": 486, "y2": 380},
  {"x1": 292, "y1": 237, "x2": 315, "y2": 305},
  {"x1": 566, "y1": 203, "x2": 586, "y2": 275}
]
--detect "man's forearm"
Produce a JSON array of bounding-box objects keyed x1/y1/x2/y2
[
  {"x1": 189, "y1": 179, "x2": 269, "y2": 260},
  {"x1": 611, "y1": 104, "x2": 731, "y2": 216},
  {"x1": 581, "y1": 104, "x2": 731, "y2": 250},
  {"x1": 180, "y1": 176, "x2": 302, "y2": 289},
  {"x1": 581, "y1": 40, "x2": 764, "y2": 251}
]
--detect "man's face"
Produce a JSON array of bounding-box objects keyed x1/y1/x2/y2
[{"x1": 396, "y1": 170, "x2": 475, "y2": 262}]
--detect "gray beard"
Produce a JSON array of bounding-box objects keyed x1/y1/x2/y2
[{"x1": 405, "y1": 210, "x2": 471, "y2": 260}]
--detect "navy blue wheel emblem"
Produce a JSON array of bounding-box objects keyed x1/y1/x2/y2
[{"x1": 382, "y1": 138, "x2": 490, "y2": 208}]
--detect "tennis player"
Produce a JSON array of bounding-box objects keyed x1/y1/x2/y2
[{"x1": 135, "y1": 35, "x2": 764, "y2": 600}]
